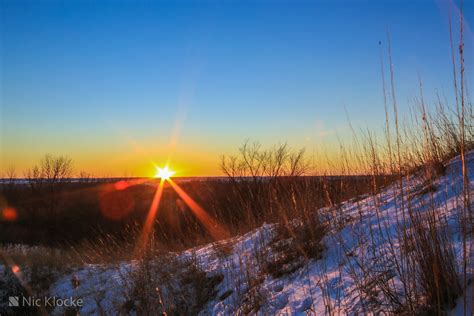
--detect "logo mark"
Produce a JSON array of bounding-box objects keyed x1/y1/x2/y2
[{"x1": 8, "y1": 296, "x2": 19, "y2": 307}]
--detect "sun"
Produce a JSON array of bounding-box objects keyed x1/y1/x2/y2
[{"x1": 155, "y1": 165, "x2": 175, "y2": 180}]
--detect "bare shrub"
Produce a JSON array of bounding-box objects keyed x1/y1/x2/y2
[
  {"x1": 26, "y1": 154, "x2": 73, "y2": 189},
  {"x1": 24, "y1": 154, "x2": 73, "y2": 218},
  {"x1": 264, "y1": 218, "x2": 326, "y2": 279},
  {"x1": 121, "y1": 248, "x2": 222, "y2": 315}
]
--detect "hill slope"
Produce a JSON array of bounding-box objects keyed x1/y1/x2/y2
[{"x1": 49, "y1": 152, "x2": 474, "y2": 315}]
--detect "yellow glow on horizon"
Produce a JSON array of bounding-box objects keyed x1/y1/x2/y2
[{"x1": 155, "y1": 165, "x2": 175, "y2": 180}]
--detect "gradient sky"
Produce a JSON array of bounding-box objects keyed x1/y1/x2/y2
[{"x1": 1, "y1": 0, "x2": 473, "y2": 176}]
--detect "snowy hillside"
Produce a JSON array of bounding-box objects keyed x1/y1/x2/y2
[{"x1": 48, "y1": 152, "x2": 474, "y2": 315}]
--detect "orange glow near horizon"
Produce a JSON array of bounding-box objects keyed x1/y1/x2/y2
[
  {"x1": 1, "y1": 142, "x2": 366, "y2": 178},
  {"x1": 0, "y1": 144, "x2": 225, "y2": 178}
]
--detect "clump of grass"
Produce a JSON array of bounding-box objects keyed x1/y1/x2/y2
[
  {"x1": 69, "y1": 223, "x2": 142, "y2": 264},
  {"x1": 121, "y1": 248, "x2": 223, "y2": 315},
  {"x1": 239, "y1": 274, "x2": 268, "y2": 314},
  {"x1": 264, "y1": 218, "x2": 326, "y2": 278},
  {"x1": 409, "y1": 204, "x2": 462, "y2": 313},
  {"x1": 0, "y1": 245, "x2": 81, "y2": 315},
  {"x1": 0, "y1": 245, "x2": 77, "y2": 294},
  {"x1": 335, "y1": 22, "x2": 471, "y2": 314}
]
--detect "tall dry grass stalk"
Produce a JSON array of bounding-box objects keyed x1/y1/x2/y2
[{"x1": 0, "y1": 6, "x2": 472, "y2": 315}]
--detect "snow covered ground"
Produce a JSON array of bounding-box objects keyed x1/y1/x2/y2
[{"x1": 37, "y1": 153, "x2": 474, "y2": 314}]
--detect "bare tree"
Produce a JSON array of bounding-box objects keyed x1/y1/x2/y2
[
  {"x1": 5, "y1": 165, "x2": 16, "y2": 187},
  {"x1": 221, "y1": 141, "x2": 309, "y2": 223},
  {"x1": 1, "y1": 166, "x2": 17, "y2": 198},
  {"x1": 78, "y1": 171, "x2": 93, "y2": 183},
  {"x1": 25, "y1": 154, "x2": 73, "y2": 215},
  {"x1": 26, "y1": 154, "x2": 72, "y2": 189},
  {"x1": 222, "y1": 140, "x2": 308, "y2": 180}
]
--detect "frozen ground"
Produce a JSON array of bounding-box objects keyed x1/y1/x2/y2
[{"x1": 5, "y1": 153, "x2": 473, "y2": 315}]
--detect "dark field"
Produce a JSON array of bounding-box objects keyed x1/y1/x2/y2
[{"x1": 0, "y1": 175, "x2": 392, "y2": 251}]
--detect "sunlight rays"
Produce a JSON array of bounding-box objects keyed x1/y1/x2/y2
[
  {"x1": 134, "y1": 179, "x2": 165, "y2": 255},
  {"x1": 133, "y1": 171, "x2": 229, "y2": 256},
  {"x1": 168, "y1": 179, "x2": 229, "y2": 241}
]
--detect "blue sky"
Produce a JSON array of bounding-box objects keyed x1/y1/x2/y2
[{"x1": 1, "y1": 0, "x2": 473, "y2": 176}]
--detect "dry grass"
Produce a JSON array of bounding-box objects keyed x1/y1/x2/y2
[
  {"x1": 0, "y1": 9, "x2": 472, "y2": 316},
  {"x1": 120, "y1": 247, "x2": 223, "y2": 315}
]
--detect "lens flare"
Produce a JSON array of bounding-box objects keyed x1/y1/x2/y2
[
  {"x1": 2, "y1": 207, "x2": 17, "y2": 221},
  {"x1": 155, "y1": 166, "x2": 175, "y2": 180},
  {"x1": 134, "y1": 179, "x2": 166, "y2": 255},
  {"x1": 11, "y1": 265, "x2": 20, "y2": 274},
  {"x1": 168, "y1": 179, "x2": 229, "y2": 240}
]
